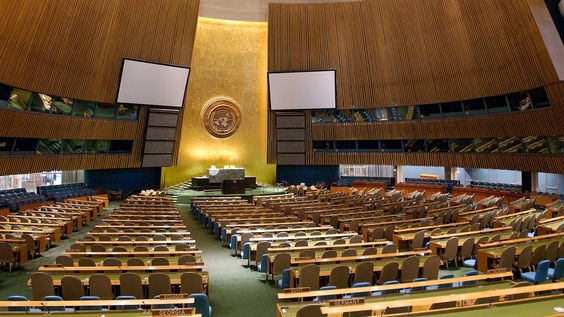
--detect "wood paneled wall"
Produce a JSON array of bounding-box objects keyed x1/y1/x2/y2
[
  {"x1": 0, "y1": 0, "x2": 200, "y2": 175},
  {"x1": 268, "y1": 0, "x2": 564, "y2": 172},
  {"x1": 268, "y1": 0, "x2": 558, "y2": 107},
  {"x1": 0, "y1": 0, "x2": 200, "y2": 103}
]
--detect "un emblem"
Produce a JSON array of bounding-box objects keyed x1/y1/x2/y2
[{"x1": 201, "y1": 97, "x2": 242, "y2": 139}]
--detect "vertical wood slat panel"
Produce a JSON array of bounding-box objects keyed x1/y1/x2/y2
[{"x1": 0, "y1": 0, "x2": 200, "y2": 103}]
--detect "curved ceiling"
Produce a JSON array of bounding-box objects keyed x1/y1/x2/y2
[{"x1": 199, "y1": 0, "x2": 360, "y2": 22}]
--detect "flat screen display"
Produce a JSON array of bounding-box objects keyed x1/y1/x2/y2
[
  {"x1": 116, "y1": 58, "x2": 190, "y2": 108},
  {"x1": 268, "y1": 69, "x2": 336, "y2": 110}
]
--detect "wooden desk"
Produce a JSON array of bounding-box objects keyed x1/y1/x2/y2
[
  {"x1": 477, "y1": 234, "x2": 564, "y2": 272},
  {"x1": 0, "y1": 226, "x2": 60, "y2": 242},
  {"x1": 537, "y1": 215, "x2": 564, "y2": 235},
  {"x1": 77, "y1": 239, "x2": 196, "y2": 246},
  {"x1": 0, "y1": 239, "x2": 28, "y2": 264},
  {"x1": 39, "y1": 263, "x2": 208, "y2": 273},
  {"x1": 63, "y1": 249, "x2": 201, "y2": 258},
  {"x1": 288, "y1": 256, "x2": 429, "y2": 288},
  {"x1": 2, "y1": 233, "x2": 49, "y2": 252}
]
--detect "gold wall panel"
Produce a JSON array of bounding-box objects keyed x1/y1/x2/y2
[{"x1": 162, "y1": 18, "x2": 275, "y2": 186}]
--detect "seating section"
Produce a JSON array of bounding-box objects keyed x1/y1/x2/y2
[
  {"x1": 0, "y1": 188, "x2": 46, "y2": 211},
  {"x1": 37, "y1": 184, "x2": 96, "y2": 202}
]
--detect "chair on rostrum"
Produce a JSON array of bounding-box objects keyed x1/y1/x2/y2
[
  {"x1": 55, "y1": 255, "x2": 74, "y2": 266},
  {"x1": 180, "y1": 272, "x2": 203, "y2": 296},
  {"x1": 548, "y1": 257, "x2": 564, "y2": 281},
  {"x1": 299, "y1": 264, "x2": 321, "y2": 291},
  {"x1": 88, "y1": 274, "x2": 113, "y2": 300},
  {"x1": 399, "y1": 256, "x2": 420, "y2": 283},
  {"x1": 327, "y1": 265, "x2": 350, "y2": 289},
  {"x1": 186, "y1": 293, "x2": 212, "y2": 317},
  {"x1": 421, "y1": 255, "x2": 441, "y2": 280},
  {"x1": 61, "y1": 275, "x2": 85, "y2": 300},
  {"x1": 0, "y1": 242, "x2": 19, "y2": 272},
  {"x1": 30, "y1": 272, "x2": 56, "y2": 301},
  {"x1": 522, "y1": 259, "x2": 550, "y2": 284},
  {"x1": 119, "y1": 272, "x2": 144, "y2": 299},
  {"x1": 377, "y1": 261, "x2": 399, "y2": 285}
]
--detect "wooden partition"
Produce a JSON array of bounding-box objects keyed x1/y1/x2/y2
[{"x1": 267, "y1": 0, "x2": 564, "y2": 173}]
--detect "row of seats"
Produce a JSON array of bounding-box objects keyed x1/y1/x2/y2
[{"x1": 0, "y1": 190, "x2": 47, "y2": 211}]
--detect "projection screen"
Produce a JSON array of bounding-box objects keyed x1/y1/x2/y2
[
  {"x1": 116, "y1": 58, "x2": 190, "y2": 108},
  {"x1": 268, "y1": 70, "x2": 336, "y2": 111}
]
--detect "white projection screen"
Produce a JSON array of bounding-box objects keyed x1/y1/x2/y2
[
  {"x1": 268, "y1": 70, "x2": 336, "y2": 110},
  {"x1": 116, "y1": 58, "x2": 190, "y2": 108}
]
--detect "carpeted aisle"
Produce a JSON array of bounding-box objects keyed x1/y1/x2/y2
[{"x1": 178, "y1": 204, "x2": 280, "y2": 317}]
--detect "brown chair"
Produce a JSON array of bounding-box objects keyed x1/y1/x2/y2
[
  {"x1": 382, "y1": 244, "x2": 397, "y2": 254},
  {"x1": 151, "y1": 257, "x2": 170, "y2": 266},
  {"x1": 0, "y1": 242, "x2": 19, "y2": 272},
  {"x1": 544, "y1": 240, "x2": 559, "y2": 264},
  {"x1": 295, "y1": 240, "x2": 308, "y2": 247},
  {"x1": 439, "y1": 237, "x2": 459, "y2": 269},
  {"x1": 272, "y1": 253, "x2": 291, "y2": 282},
  {"x1": 371, "y1": 227, "x2": 385, "y2": 241},
  {"x1": 153, "y1": 245, "x2": 169, "y2": 251},
  {"x1": 514, "y1": 245, "x2": 533, "y2": 275},
  {"x1": 296, "y1": 304, "x2": 325, "y2": 317},
  {"x1": 328, "y1": 265, "x2": 350, "y2": 289},
  {"x1": 314, "y1": 241, "x2": 327, "y2": 246},
  {"x1": 134, "y1": 246, "x2": 149, "y2": 252},
  {"x1": 322, "y1": 250, "x2": 337, "y2": 258},
  {"x1": 78, "y1": 257, "x2": 96, "y2": 267},
  {"x1": 127, "y1": 258, "x2": 146, "y2": 266},
  {"x1": 152, "y1": 234, "x2": 166, "y2": 241},
  {"x1": 363, "y1": 247, "x2": 377, "y2": 255},
  {"x1": 353, "y1": 261, "x2": 374, "y2": 285},
  {"x1": 21, "y1": 234, "x2": 40, "y2": 258},
  {"x1": 70, "y1": 243, "x2": 86, "y2": 252},
  {"x1": 135, "y1": 236, "x2": 149, "y2": 241},
  {"x1": 148, "y1": 273, "x2": 171, "y2": 298},
  {"x1": 102, "y1": 258, "x2": 122, "y2": 267},
  {"x1": 178, "y1": 255, "x2": 197, "y2": 265},
  {"x1": 377, "y1": 261, "x2": 399, "y2": 285},
  {"x1": 299, "y1": 250, "x2": 316, "y2": 259},
  {"x1": 457, "y1": 237, "x2": 474, "y2": 264},
  {"x1": 30, "y1": 272, "x2": 55, "y2": 301},
  {"x1": 332, "y1": 239, "x2": 346, "y2": 245},
  {"x1": 341, "y1": 249, "x2": 357, "y2": 257},
  {"x1": 61, "y1": 275, "x2": 85, "y2": 300},
  {"x1": 497, "y1": 246, "x2": 517, "y2": 271},
  {"x1": 112, "y1": 246, "x2": 128, "y2": 252},
  {"x1": 399, "y1": 256, "x2": 420, "y2": 283},
  {"x1": 119, "y1": 272, "x2": 144, "y2": 299},
  {"x1": 530, "y1": 244, "x2": 546, "y2": 271},
  {"x1": 89, "y1": 274, "x2": 113, "y2": 300},
  {"x1": 180, "y1": 272, "x2": 203, "y2": 296},
  {"x1": 90, "y1": 244, "x2": 106, "y2": 252},
  {"x1": 299, "y1": 264, "x2": 320, "y2": 290},
  {"x1": 410, "y1": 231, "x2": 426, "y2": 250},
  {"x1": 421, "y1": 255, "x2": 441, "y2": 280},
  {"x1": 98, "y1": 234, "x2": 111, "y2": 241},
  {"x1": 117, "y1": 236, "x2": 131, "y2": 241},
  {"x1": 55, "y1": 255, "x2": 75, "y2": 266}
]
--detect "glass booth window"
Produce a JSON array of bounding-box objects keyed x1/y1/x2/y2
[
  {"x1": 94, "y1": 103, "x2": 117, "y2": 119},
  {"x1": 522, "y1": 136, "x2": 548, "y2": 153},
  {"x1": 73, "y1": 100, "x2": 96, "y2": 117},
  {"x1": 450, "y1": 139, "x2": 474, "y2": 153},
  {"x1": 61, "y1": 139, "x2": 86, "y2": 154},
  {"x1": 85, "y1": 140, "x2": 109, "y2": 154},
  {"x1": 473, "y1": 138, "x2": 498, "y2": 153},
  {"x1": 117, "y1": 104, "x2": 138, "y2": 120},
  {"x1": 7, "y1": 88, "x2": 32, "y2": 111},
  {"x1": 498, "y1": 137, "x2": 524, "y2": 153},
  {"x1": 546, "y1": 136, "x2": 564, "y2": 154},
  {"x1": 37, "y1": 139, "x2": 62, "y2": 155}
]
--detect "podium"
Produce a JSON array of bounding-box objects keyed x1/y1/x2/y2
[{"x1": 222, "y1": 179, "x2": 246, "y2": 194}]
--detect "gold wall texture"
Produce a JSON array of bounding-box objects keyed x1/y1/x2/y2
[{"x1": 162, "y1": 18, "x2": 275, "y2": 186}]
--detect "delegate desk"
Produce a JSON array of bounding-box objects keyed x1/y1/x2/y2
[
  {"x1": 2, "y1": 233, "x2": 49, "y2": 252},
  {"x1": 77, "y1": 239, "x2": 196, "y2": 247},
  {"x1": 536, "y1": 215, "x2": 564, "y2": 235},
  {"x1": 428, "y1": 227, "x2": 513, "y2": 255},
  {"x1": 0, "y1": 226, "x2": 60, "y2": 243},
  {"x1": 87, "y1": 231, "x2": 191, "y2": 238},
  {"x1": 29, "y1": 271, "x2": 209, "y2": 296},
  {"x1": 392, "y1": 222, "x2": 470, "y2": 250},
  {"x1": 63, "y1": 249, "x2": 201, "y2": 258},
  {"x1": 0, "y1": 220, "x2": 70, "y2": 237},
  {"x1": 476, "y1": 233, "x2": 564, "y2": 272},
  {"x1": 288, "y1": 256, "x2": 430, "y2": 288},
  {"x1": 242, "y1": 233, "x2": 358, "y2": 253},
  {"x1": 94, "y1": 224, "x2": 187, "y2": 231},
  {"x1": 0, "y1": 238, "x2": 28, "y2": 264},
  {"x1": 0, "y1": 298, "x2": 197, "y2": 315},
  {"x1": 39, "y1": 263, "x2": 208, "y2": 273}
]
